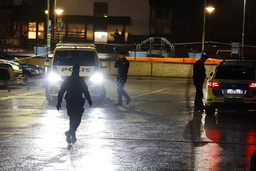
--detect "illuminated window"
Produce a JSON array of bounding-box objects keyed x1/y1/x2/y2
[
  {"x1": 28, "y1": 22, "x2": 36, "y2": 39},
  {"x1": 94, "y1": 32, "x2": 107, "y2": 44},
  {"x1": 87, "y1": 24, "x2": 94, "y2": 41},
  {"x1": 38, "y1": 22, "x2": 44, "y2": 39},
  {"x1": 68, "y1": 23, "x2": 85, "y2": 38}
]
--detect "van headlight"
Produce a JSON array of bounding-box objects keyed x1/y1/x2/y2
[
  {"x1": 48, "y1": 72, "x2": 62, "y2": 82},
  {"x1": 12, "y1": 64, "x2": 20, "y2": 71},
  {"x1": 90, "y1": 73, "x2": 103, "y2": 83}
]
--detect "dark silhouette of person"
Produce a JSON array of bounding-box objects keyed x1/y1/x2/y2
[
  {"x1": 113, "y1": 29, "x2": 120, "y2": 43},
  {"x1": 56, "y1": 64, "x2": 92, "y2": 144},
  {"x1": 193, "y1": 53, "x2": 208, "y2": 111},
  {"x1": 114, "y1": 52, "x2": 131, "y2": 106}
]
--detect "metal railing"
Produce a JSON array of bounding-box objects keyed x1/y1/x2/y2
[{"x1": 136, "y1": 37, "x2": 175, "y2": 57}]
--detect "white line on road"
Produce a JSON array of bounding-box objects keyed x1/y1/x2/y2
[{"x1": 98, "y1": 88, "x2": 168, "y2": 107}]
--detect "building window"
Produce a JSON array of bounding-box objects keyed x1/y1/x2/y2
[
  {"x1": 28, "y1": 22, "x2": 45, "y2": 39},
  {"x1": 94, "y1": 2, "x2": 108, "y2": 17},
  {"x1": 38, "y1": 22, "x2": 44, "y2": 39},
  {"x1": 94, "y1": 32, "x2": 107, "y2": 44},
  {"x1": 28, "y1": 22, "x2": 36, "y2": 39},
  {"x1": 86, "y1": 24, "x2": 94, "y2": 41},
  {"x1": 68, "y1": 23, "x2": 85, "y2": 38}
]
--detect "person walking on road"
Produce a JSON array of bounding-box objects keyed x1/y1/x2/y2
[
  {"x1": 193, "y1": 53, "x2": 208, "y2": 111},
  {"x1": 114, "y1": 52, "x2": 131, "y2": 106},
  {"x1": 56, "y1": 64, "x2": 92, "y2": 144}
]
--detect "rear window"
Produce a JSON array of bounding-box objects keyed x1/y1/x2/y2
[
  {"x1": 53, "y1": 50, "x2": 97, "y2": 66},
  {"x1": 215, "y1": 66, "x2": 256, "y2": 80}
]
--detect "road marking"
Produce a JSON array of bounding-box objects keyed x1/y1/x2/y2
[
  {"x1": 131, "y1": 88, "x2": 167, "y2": 98},
  {"x1": 98, "y1": 88, "x2": 168, "y2": 107},
  {"x1": 0, "y1": 91, "x2": 44, "y2": 100}
]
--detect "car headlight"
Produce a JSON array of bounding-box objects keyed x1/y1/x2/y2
[
  {"x1": 12, "y1": 64, "x2": 20, "y2": 71},
  {"x1": 48, "y1": 72, "x2": 62, "y2": 82},
  {"x1": 90, "y1": 73, "x2": 103, "y2": 83}
]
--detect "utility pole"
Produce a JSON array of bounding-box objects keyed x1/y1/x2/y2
[
  {"x1": 241, "y1": 0, "x2": 246, "y2": 57},
  {"x1": 44, "y1": 0, "x2": 51, "y2": 74},
  {"x1": 202, "y1": 0, "x2": 206, "y2": 53}
]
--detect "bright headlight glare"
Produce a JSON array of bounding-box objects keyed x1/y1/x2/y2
[
  {"x1": 90, "y1": 73, "x2": 103, "y2": 83},
  {"x1": 48, "y1": 72, "x2": 61, "y2": 82},
  {"x1": 12, "y1": 65, "x2": 20, "y2": 71}
]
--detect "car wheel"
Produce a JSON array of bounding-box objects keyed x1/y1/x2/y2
[
  {"x1": 45, "y1": 87, "x2": 57, "y2": 104},
  {"x1": 205, "y1": 104, "x2": 215, "y2": 115}
]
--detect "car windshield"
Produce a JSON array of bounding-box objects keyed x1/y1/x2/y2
[
  {"x1": 53, "y1": 50, "x2": 97, "y2": 66},
  {"x1": 215, "y1": 66, "x2": 256, "y2": 80}
]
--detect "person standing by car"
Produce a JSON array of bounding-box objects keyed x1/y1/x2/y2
[
  {"x1": 193, "y1": 53, "x2": 208, "y2": 111},
  {"x1": 114, "y1": 52, "x2": 131, "y2": 106},
  {"x1": 56, "y1": 64, "x2": 92, "y2": 144}
]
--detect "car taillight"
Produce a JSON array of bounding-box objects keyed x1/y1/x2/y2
[
  {"x1": 207, "y1": 81, "x2": 220, "y2": 87},
  {"x1": 249, "y1": 83, "x2": 256, "y2": 88}
]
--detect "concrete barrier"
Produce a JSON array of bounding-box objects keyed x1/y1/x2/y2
[
  {"x1": 18, "y1": 57, "x2": 217, "y2": 78},
  {"x1": 100, "y1": 60, "x2": 216, "y2": 78}
]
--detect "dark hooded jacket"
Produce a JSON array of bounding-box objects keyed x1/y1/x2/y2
[
  {"x1": 114, "y1": 57, "x2": 129, "y2": 79},
  {"x1": 58, "y1": 72, "x2": 92, "y2": 104},
  {"x1": 193, "y1": 60, "x2": 206, "y2": 85}
]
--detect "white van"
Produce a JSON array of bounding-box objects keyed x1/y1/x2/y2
[{"x1": 45, "y1": 43, "x2": 106, "y2": 103}]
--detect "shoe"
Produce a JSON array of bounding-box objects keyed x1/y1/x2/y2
[
  {"x1": 115, "y1": 103, "x2": 122, "y2": 106},
  {"x1": 71, "y1": 132, "x2": 77, "y2": 144},
  {"x1": 126, "y1": 98, "x2": 131, "y2": 104},
  {"x1": 65, "y1": 131, "x2": 71, "y2": 143}
]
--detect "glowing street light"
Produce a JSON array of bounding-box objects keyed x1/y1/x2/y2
[
  {"x1": 202, "y1": 1, "x2": 215, "y2": 53},
  {"x1": 206, "y1": 7, "x2": 215, "y2": 13},
  {"x1": 55, "y1": 9, "x2": 63, "y2": 15}
]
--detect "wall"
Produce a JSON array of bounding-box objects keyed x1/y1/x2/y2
[
  {"x1": 20, "y1": 57, "x2": 216, "y2": 78},
  {"x1": 100, "y1": 60, "x2": 216, "y2": 78},
  {"x1": 57, "y1": 0, "x2": 150, "y2": 36}
]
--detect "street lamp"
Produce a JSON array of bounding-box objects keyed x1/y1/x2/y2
[
  {"x1": 202, "y1": 0, "x2": 215, "y2": 53},
  {"x1": 241, "y1": 0, "x2": 246, "y2": 57},
  {"x1": 44, "y1": 0, "x2": 51, "y2": 76},
  {"x1": 55, "y1": 9, "x2": 63, "y2": 43},
  {"x1": 54, "y1": 0, "x2": 57, "y2": 40}
]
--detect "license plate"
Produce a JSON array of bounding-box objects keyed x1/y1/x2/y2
[{"x1": 225, "y1": 89, "x2": 244, "y2": 95}]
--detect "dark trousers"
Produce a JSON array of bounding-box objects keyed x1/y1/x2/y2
[
  {"x1": 66, "y1": 99, "x2": 85, "y2": 134},
  {"x1": 116, "y1": 79, "x2": 130, "y2": 104},
  {"x1": 194, "y1": 83, "x2": 204, "y2": 109}
]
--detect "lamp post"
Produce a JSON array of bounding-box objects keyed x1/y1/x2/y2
[
  {"x1": 241, "y1": 0, "x2": 246, "y2": 57},
  {"x1": 202, "y1": 0, "x2": 215, "y2": 53},
  {"x1": 54, "y1": 0, "x2": 57, "y2": 40},
  {"x1": 43, "y1": 0, "x2": 51, "y2": 75},
  {"x1": 55, "y1": 9, "x2": 63, "y2": 43}
]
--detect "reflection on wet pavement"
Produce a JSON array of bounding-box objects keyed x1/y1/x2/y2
[{"x1": 0, "y1": 78, "x2": 256, "y2": 170}]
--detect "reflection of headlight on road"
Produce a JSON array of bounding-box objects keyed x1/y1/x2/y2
[
  {"x1": 12, "y1": 65, "x2": 20, "y2": 71},
  {"x1": 48, "y1": 72, "x2": 61, "y2": 82},
  {"x1": 90, "y1": 73, "x2": 103, "y2": 83}
]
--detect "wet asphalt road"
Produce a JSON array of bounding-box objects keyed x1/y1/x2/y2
[{"x1": 0, "y1": 77, "x2": 256, "y2": 171}]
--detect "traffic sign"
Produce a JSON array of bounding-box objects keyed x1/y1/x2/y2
[{"x1": 47, "y1": 20, "x2": 51, "y2": 48}]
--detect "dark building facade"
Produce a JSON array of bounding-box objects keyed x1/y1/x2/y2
[{"x1": 1, "y1": 0, "x2": 256, "y2": 49}]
